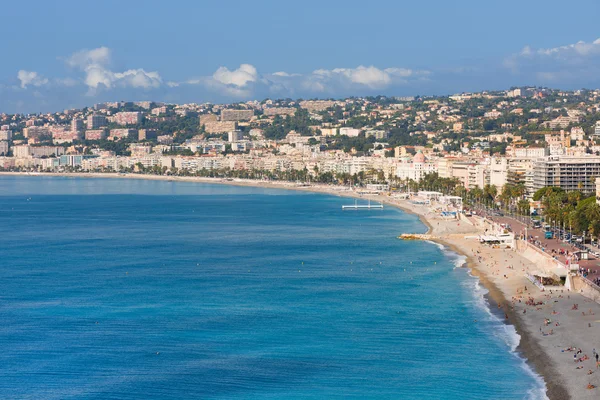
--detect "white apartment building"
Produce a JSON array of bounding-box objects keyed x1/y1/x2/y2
[
  {"x1": 512, "y1": 147, "x2": 548, "y2": 158},
  {"x1": 467, "y1": 163, "x2": 489, "y2": 189},
  {"x1": 395, "y1": 151, "x2": 437, "y2": 182},
  {"x1": 227, "y1": 131, "x2": 244, "y2": 142},
  {"x1": 0, "y1": 130, "x2": 13, "y2": 141},
  {"x1": 532, "y1": 156, "x2": 600, "y2": 193},
  {"x1": 320, "y1": 128, "x2": 338, "y2": 137},
  {"x1": 0, "y1": 141, "x2": 8, "y2": 156},
  {"x1": 489, "y1": 157, "x2": 508, "y2": 189},
  {"x1": 339, "y1": 127, "x2": 361, "y2": 137}
]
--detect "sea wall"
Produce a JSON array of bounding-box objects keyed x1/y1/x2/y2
[
  {"x1": 515, "y1": 240, "x2": 566, "y2": 274},
  {"x1": 571, "y1": 276, "x2": 600, "y2": 304}
]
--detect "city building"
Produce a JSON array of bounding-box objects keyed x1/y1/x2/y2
[
  {"x1": 364, "y1": 130, "x2": 389, "y2": 140},
  {"x1": 53, "y1": 130, "x2": 83, "y2": 144},
  {"x1": 489, "y1": 157, "x2": 508, "y2": 189},
  {"x1": 395, "y1": 151, "x2": 437, "y2": 182},
  {"x1": 130, "y1": 144, "x2": 153, "y2": 156},
  {"x1": 594, "y1": 121, "x2": 600, "y2": 136},
  {"x1": 0, "y1": 130, "x2": 13, "y2": 141},
  {"x1": 227, "y1": 131, "x2": 244, "y2": 142},
  {"x1": 71, "y1": 118, "x2": 84, "y2": 132},
  {"x1": 138, "y1": 129, "x2": 158, "y2": 141},
  {"x1": 23, "y1": 126, "x2": 50, "y2": 139},
  {"x1": 87, "y1": 114, "x2": 107, "y2": 130},
  {"x1": 199, "y1": 114, "x2": 218, "y2": 126},
  {"x1": 157, "y1": 135, "x2": 174, "y2": 144},
  {"x1": 532, "y1": 156, "x2": 600, "y2": 194},
  {"x1": 339, "y1": 127, "x2": 361, "y2": 137},
  {"x1": 299, "y1": 100, "x2": 335, "y2": 112},
  {"x1": 109, "y1": 129, "x2": 136, "y2": 140},
  {"x1": 151, "y1": 106, "x2": 168, "y2": 116},
  {"x1": 204, "y1": 120, "x2": 237, "y2": 134},
  {"x1": 113, "y1": 112, "x2": 143, "y2": 125},
  {"x1": 85, "y1": 129, "x2": 108, "y2": 140},
  {"x1": 12, "y1": 145, "x2": 64, "y2": 158},
  {"x1": 221, "y1": 109, "x2": 254, "y2": 121},
  {"x1": 263, "y1": 107, "x2": 296, "y2": 117},
  {"x1": 512, "y1": 147, "x2": 548, "y2": 158},
  {"x1": 543, "y1": 115, "x2": 580, "y2": 129}
]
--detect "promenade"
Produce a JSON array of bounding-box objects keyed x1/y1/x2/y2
[{"x1": 472, "y1": 207, "x2": 600, "y2": 285}]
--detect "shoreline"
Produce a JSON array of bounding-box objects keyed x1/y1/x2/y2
[
  {"x1": 435, "y1": 237, "x2": 566, "y2": 399},
  {"x1": 3, "y1": 171, "x2": 598, "y2": 399}
]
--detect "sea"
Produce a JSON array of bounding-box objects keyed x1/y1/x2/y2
[{"x1": 0, "y1": 176, "x2": 547, "y2": 399}]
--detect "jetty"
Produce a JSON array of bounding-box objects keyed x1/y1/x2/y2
[
  {"x1": 398, "y1": 233, "x2": 436, "y2": 241},
  {"x1": 342, "y1": 199, "x2": 383, "y2": 210}
]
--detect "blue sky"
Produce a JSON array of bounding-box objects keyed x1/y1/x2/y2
[{"x1": 2, "y1": 0, "x2": 600, "y2": 113}]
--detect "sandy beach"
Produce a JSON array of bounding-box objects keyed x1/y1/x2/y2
[
  {"x1": 3, "y1": 171, "x2": 600, "y2": 399},
  {"x1": 396, "y1": 201, "x2": 600, "y2": 400}
]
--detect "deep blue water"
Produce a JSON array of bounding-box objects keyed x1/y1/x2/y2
[{"x1": 0, "y1": 176, "x2": 546, "y2": 399}]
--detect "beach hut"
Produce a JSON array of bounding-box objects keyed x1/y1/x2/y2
[
  {"x1": 439, "y1": 195, "x2": 463, "y2": 210},
  {"x1": 416, "y1": 191, "x2": 443, "y2": 202}
]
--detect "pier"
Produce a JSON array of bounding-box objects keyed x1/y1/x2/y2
[
  {"x1": 398, "y1": 234, "x2": 436, "y2": 241},
  {"x1": 342, "y1": 199, "x2": 383, "y2": 210}
]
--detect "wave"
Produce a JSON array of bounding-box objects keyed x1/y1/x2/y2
[{"x1": 426, "y1": 240, "x2": 467, "y2": 269}]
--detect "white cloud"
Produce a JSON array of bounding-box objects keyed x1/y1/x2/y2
[
  {"x1": 66, "y1": 46, "x2": 112, "y2": 69},
  {"x1": 113, "y1": 69, "x2": 162, "y2": 89},
  {"x1": 180, "y1": 64, "x2": 261, "y2": 98},
  {"x1": 302, "y1": 65, "x2": 429, "y2": 93},
  {"x1": 212, "y1": 64, "x2": 258, "y2": 87},
  {"x1": 165, "y1": 64, "x2": 431, "y2": 100},
  {"x1": 65, "y1": 46, "x2": 162, "y2": 94},
  {"x1": 534, "y1": 38, "x2": 600, "y2": 57},
  {"x1": 17, "y1": 70, "x2": 49, "y2": 88},
  {"x1": 272, "y1": 71, "x2": 301, "y2": 77},
  {"x1": 505, "y1": 38, "x2": 600, "y2": 73},
  {"x1": 329, "y1": 66, "x2": 391, "y2": 88}
]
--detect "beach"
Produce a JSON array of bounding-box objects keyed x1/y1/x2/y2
[
  {"x1": 3, "y1": 171, "x2": 600, "y2": 399},
  {"x1": 385, "y1": 201, "x2": 600, "y2": 400}
]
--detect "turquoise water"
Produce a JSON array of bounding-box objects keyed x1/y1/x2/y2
[{"x1": 0, "y1": 176, "x2": 546, "y2": 399}]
